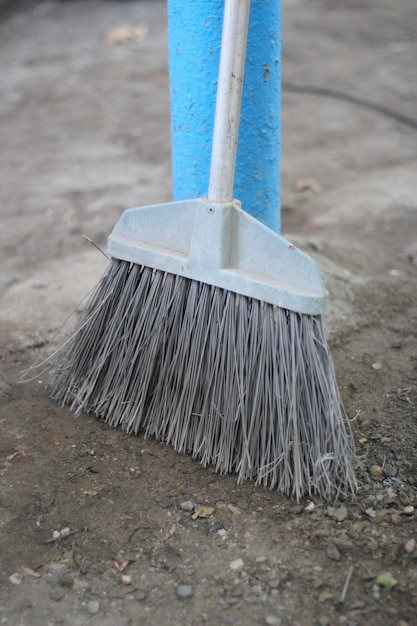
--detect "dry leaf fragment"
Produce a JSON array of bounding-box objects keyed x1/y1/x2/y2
[
  {"x1": 227, "y1": 504, "x2": 242, "y2": 515},
  {"x1": 83, "y1": 489, "x2": 98, "y2": 497},
  {"x1": 113, "y1": 559, "x2": 130, "y2": 573},
  {"x1": 318, "y1": 590, "x2": 334, "y2": 603},
  {"x1": 21, "y1": 566, "x2": 41, "y2": 579},
  {"x1": 404, "y1": 538, "x2": 416, "y2": 553},
  {"x1": 162, "y1": 523, "x2": 177, "y2": 540},
  {"x1": 397, "y1": 386, "x2": 415, "y2": 404},
  {"x1": 397, "y1": 386, "x2": 416, "y2": 395},
  {"x1": 294, "y1": 178, "x2": 322, "y2": 193},
  {"x1": 6, "y1": 450, "x2": 28, "y2": 461},
  {"x1": 105, "y1": 24, "x2": 148, "y2": 45},
  {"x1": 192, "y1": 505, "x2": 215, "y2": 520}
]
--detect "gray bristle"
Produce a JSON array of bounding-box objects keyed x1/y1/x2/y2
[{"x1": 48, "y1": 259, "x2": 357, "y2": 501}]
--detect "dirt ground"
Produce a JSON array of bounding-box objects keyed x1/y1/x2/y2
[{"x1": 1, "y1": 1, "x2": 417, "y2": 625}]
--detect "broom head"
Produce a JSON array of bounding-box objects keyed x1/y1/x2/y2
[{"x1": 48, "y1": 198, "x2": 357, "y2": 501}]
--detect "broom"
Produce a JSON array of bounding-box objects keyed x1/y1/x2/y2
[{"x1": 48, "y1": 0, "x2": 357, "y2": 501}]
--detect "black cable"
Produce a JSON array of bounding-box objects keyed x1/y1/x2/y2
[{"x1": 282, "y1": 81, "x2": 417, "y2": 130}]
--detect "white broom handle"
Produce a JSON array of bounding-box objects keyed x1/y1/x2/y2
[{"x1": 207, "y1": 0, "x2": 251, "y2": 203}]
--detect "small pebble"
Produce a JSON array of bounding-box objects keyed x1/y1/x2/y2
[
  {"x1": 73, "y1": 578, "x2": 89, "y2": 592},
  {"x1": 383, "y1": 464, "x2": 396, "y2": 478},
  {"x1": 318, "y1": 590, "x2": 334, "y2": 603},
  {"x1": 135, "y1": 590, "x2": 147, "y2": 601},
  {"x1": 237, "y1": 499, "x2": 249, "y2": 510},
  {"x1": 52, "y1": 530, "x2": 61, "y2": 540},
  {"x1": 180, "y1": 500, "x2": 195, "y2": 512},
  {"x1": 372, "y1": 362, "x2": 382, "y2": 370},
  {"x1": 86, "y1": 600, "x2": 100, "y2": 615},
  {"x1": 230, "y1": 558, "x2": 244, "y2": 570},
  {"x1": 49, "y1": 588, "x2": 66, "y2": 601},
  {"x1": 157, "y1": 495, "x2": 174, "y2": 509},
  {"x1": 404, "y1": 538, "x2": 416, "y2": 553},
  {"x1": 267, "y1": 578, "x2": 280, "y2": 589},
  {"x1": 54, "y1": 492, "x2": 66, "y2": 505},
  {"x1": 370, "y1": 465, "x2": 383, "y2": 478},
  {"x1": 372, "y1": 583, "x2": 380, "y2": 600},
  {"x1": 265, "y1": 616, "x2": 281, "y2": 626},
  {"x1": 351, "y1": 600, "x2": 366, "y2": 609},
  {"x1": 60, "y1": 527, "x2": 70, "y2": 538},
  {"x1": 399, "y1": 491, "x2": 411, "y2": 505},
  {"x1": 244, "y1": 594, "x2": 261, "y2": 605},
  {"x1": 177, "y1": 584, "x2": 194, "y2": 599},
  {"x1": 231, "y1": 585, "x2": 243, "y2": 597},
  {"x1": 318, "y1": 617, "x2": 331, "y2": 626},
  {"x1": 9, "y1": 573, "x2": 23, "y2": 585},
  {"x1": 327, "y1": 505, "x2": 348, "y2": 522},
  {"x1": 332, "y1": 537, "x2": 353, "y2": 552},
  {"x1": 403, "y1": 505, "x2": 414, "y2": 516},
  {"x1": 384, "y1": 489, "x2": 398, "y2": 505},
  {"x1": 251, "y1": 584, "x2": 263, "y2": 596},
  {"x1": 326, "y1": 542, "x2": 341, "y2": 561}
]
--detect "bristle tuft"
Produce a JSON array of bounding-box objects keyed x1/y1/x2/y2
[{"x1": 48, "y1": 259, "x2": 357, "y2": 501}]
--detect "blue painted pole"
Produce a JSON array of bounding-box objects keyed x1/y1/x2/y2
[{"x1": 168, "y1": 0, "x2": 281, "y2": 232}]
